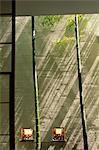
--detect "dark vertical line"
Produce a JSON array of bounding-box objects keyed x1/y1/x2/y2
[
  {"x1": 32, "y1": 16, "x2": 41, "y2": 150},
  {"x1": 9, "y1": 0, "x2": 15, "y2": 149},
  {"x1": 74, "y1": 15, "x2": 88, "y2": 150}
]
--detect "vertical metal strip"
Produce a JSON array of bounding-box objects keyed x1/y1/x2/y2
[
  {"x1": 9, "y1": 0, "x2": 15, "y2": 149},
  {"x1": 32, "y1": 16, "x2": 41, "y2": 150},
  {"x1": 74, "y1": 15, "x2": 88, "y2": 150}
]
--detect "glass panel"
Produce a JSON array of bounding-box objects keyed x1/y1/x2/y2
[
  {"x1": 0, "y1": 44, "x2": 11, "y2": 72},
  {"x1": 0, "y1": 141, "x2": 9, "y2": 150},
  {"x1": 0, "y1": 17, "x2": 12, "y2": 43},
  {"x1": 0, "y1": 75, "x2": 9, "y2": 102},
  {"x1": 0, "y1": 103, "x2": 9, "y2": 134},
  {"x1": 0, "y1": 75, "x2": 9, "y2": 149},
  {"x1": 15, "y1": 16, "x2": 36, "y2": 150},
  {"x1": 0, "y1": 135, "x2": 9, "y2": 144},
  {"x1": 35, "y1": 15, "x2": 83, "y2": 149},
  {"x1": 81, "y1": 14, "x2": 99, "y2": 149}
]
